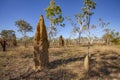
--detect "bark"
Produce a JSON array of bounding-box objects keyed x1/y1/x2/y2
[
  {"x1": 0, "y1": 41, "x2": 6, "y2": 51},
  {"x1": 78, "y1": 32, "x2": 81, "y2": 46}
]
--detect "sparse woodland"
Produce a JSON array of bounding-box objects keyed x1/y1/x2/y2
[{"x1": 0, "y1": 0, "x2": 120, "y2": 80}]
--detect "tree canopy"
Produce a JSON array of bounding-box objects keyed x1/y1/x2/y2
[
  {"x1": 0, "y1": 30, "x2": 15, "y2": 39},
  {"x1": 45, "y1": 0, "x2": 64, "y2": 40},
  {"x1": 15, "y1": 19, "x2": 33, "y2": 37},
  {"x1": 45, "y1": 0, "x2": 64, "y2": 26}
]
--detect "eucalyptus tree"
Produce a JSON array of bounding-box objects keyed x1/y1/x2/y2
[
  {"x1": 45, "y1": 0, "x2": 64, "y2": 40},
  {"x1": 98, "y1": 18, "x2": 112, "y2": 45},
  {"x1": 103, "y1": 29, "x2": 120, "y2": 45},
  {"x1": 111, "y1": 31, "x2": 120, "y2": 44},
  {"x1": 98, "y1": 18, "x2": 110, "y2": 35},
  {"x1": 0, "y1": 30, "x2": 15, "y2": 39},
  {"x1": 98, "y1": 18, "x2": 110, "y2": 28},
  {"x1": 15, "y1": 19, "x2": 32, "y2": 47},
  {"x1": 82, "y1": 0, "x2": 96, "y2": 74},
  {"x1": 82, "y1": 0, "x2": 96, "y2": 56},
  {"x1": 114, "y1": 32, "x2": 119, "y2": 38},
  {"x1": 66, "y1": 13, "x2": 87, "y2": 45}
]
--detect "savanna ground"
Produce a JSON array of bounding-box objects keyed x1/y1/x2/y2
[{"x1": 0, "y1": 45, "x2": 120, "y2": 80}]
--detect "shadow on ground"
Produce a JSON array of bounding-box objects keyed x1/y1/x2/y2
[
  {"x1": 48, "y1": 56, "x2": 84, "y2": 69},
  {"x1": 1, "y1": 48, "x2": 120, "y2": 80},
  {"x1": 80, "y1": 50, "x2": 120, "y2": 80},
  {"x1": 11, "y1": 68, "x2": 77, "y2": 80}
]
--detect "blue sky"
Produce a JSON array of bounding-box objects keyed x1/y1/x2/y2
[{"x1": 0, "y1": 0, "x2": 120, "y2": 39}]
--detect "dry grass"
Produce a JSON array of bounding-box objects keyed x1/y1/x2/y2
[{"x1": 0, "y1": 45, "x2": 120, "y2": 80}]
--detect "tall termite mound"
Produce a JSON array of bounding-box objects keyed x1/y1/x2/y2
[
  {"x1": 33, "y1": 15, "x2": 49, "y2": 71},
  {"x1": 59, "y1": 35, "x2": 64, "y2": 46}
]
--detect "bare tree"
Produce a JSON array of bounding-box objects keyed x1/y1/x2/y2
[{"x1": 66, "y1": 13, "x2": 87, "y2": 46}]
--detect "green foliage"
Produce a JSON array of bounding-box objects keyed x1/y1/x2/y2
[
  {"x1": 82, "y1": 0, "x2": 96, "y2": 37},
  {"x1": 112, "y1": 38, "x2": 120, "y2": 45},
  {"x1": 82, "y1": 0, "x2": 96, "y2": 56},
  {"x1": 15, "y1": 19, "x2": 32, "y2": 47},
  {"x1": 82, "y1": 0, "x2": 96, "y2": 25},
  {"x1": 45, "y1": 0, "x2": 64, "y2": 40},
  {"x1": 98, "y1": 18, "x2": 110, "y2": 28},
  {"x1": 91, "y1": 25, "x2": 96, "y2": 29},
  {"x1": 102, "y1": 28, "x2": 112, "y2": 45},
  {"x1": 15, "y1": 19, "x2": 32, "y2": 36},
  {"x1": 75, "y1": 13, "x2": 85, "y2": 26},
  {"x1": 82, "y1": 0, "x2": 96, "y2": 16},
  {"x1": 102, "y1": 29, "x2": 120, "y2": 45},
  {"x1": 45, "y1": 0, "x2": 64, "y2": 26},
  {"x1": 0, "y1": 30, "x2": 15, "y2": 39},
  {"x1": 102, "y1": 33, "x2": 112, "y2": 40},
  {"x1": 81, "y1": 0, "x2": 96, "y2": 40},
  {"x1": 111, "y1": 31, "x2": 120, "y2": 45}
]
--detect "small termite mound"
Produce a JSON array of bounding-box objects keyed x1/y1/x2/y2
[
  {"x1": 59, "y1": 35, "x2": 64, "y2": 47},
  {"x1": 84, "y1": 55, "x2": 90, "y2": 75},
  {"x1": 33, "y1": 15, "x2": 49, "y2": 71}
]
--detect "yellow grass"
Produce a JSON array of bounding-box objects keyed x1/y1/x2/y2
[{"x1": 0, "y1": 45, "x2": 120, "y2": 80}]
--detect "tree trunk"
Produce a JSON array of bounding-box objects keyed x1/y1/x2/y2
[
  {"x1": 78, "y1": 32, "x2": 81, "y2": 46},
  {"x1": 1, "y1": 41, "x2": 6, "y2": 51},
  {"x1": 87, "y1": 15, "x2": 91, "y2": 56},
  {"x1": 24, "y1": 41, "x2": 28, "y2": 48}
]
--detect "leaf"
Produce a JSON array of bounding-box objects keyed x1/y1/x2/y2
[{"x1": 91, "y1": 25, "x2": 96, "y2": 29}]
